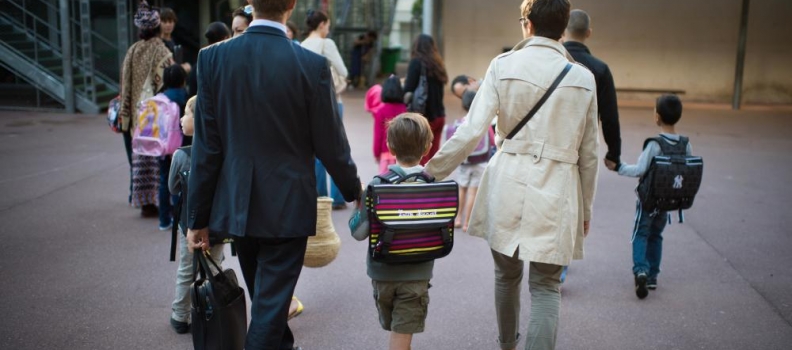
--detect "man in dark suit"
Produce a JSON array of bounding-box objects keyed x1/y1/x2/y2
[
  {"x1": 563, "y1": 9, "x2": 622, "y2": 164},
  {"x1": 186, "y1": 1, "x2": 361, "y2": 349}
]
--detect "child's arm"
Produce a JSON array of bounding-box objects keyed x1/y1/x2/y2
[
  {"x1": 349, "y1": 188, "x2": 371, "y2": 241},
  {"x1": 168, "y1": 150, "x2": 188, "y2": 195},
  {"x1": 617, "y1": 141, "x2": 661, "y2": 178}
]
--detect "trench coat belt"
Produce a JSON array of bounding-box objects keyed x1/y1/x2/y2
[{"x1": 500, "y1": 139, "x2": 579, "y2": 164}]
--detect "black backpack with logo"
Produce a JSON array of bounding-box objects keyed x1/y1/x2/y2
[{"x1": 636, "y1": 136, "x2": 703, "y2": 216}]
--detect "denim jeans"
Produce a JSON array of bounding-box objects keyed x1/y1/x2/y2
[
  {"x1": 632, "y1": 201, "x2": 667, "y2": 280},
  {"x1": 315, "y1": 102, "x2": 345, "y2": 205},
  {"x1": 171, "y1": 232, "x2": 225, "y2": 323},
  {"x1": 158, "y1": 156, "x2": 177, "y2": 227}
]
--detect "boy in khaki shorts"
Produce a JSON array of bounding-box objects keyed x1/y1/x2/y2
[{"x1": 349, "y1": 113, "x2": 436, "y2": 350}]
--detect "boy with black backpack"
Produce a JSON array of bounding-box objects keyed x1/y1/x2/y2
[
  {"x1": 606, "y1": 94, "x2": 702, "y2": 299},
  {"x1": 349, "y1": 113, "x2": 450, "y2": 350},
  {"x1": 167, "y1": 96, "x2": 226, "y2": 333}
]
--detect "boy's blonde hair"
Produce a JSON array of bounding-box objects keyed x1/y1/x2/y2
[
  {"x1": 185, "y1": 96, "x2": 197, "y2": 115},
  {"x1": 387, "y1": 113, "x2": 433, "y2": 164}
]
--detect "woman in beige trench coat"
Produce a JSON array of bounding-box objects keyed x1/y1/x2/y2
[{"x1": 424, "y1": 1, "x2": 599, "y2": 349}]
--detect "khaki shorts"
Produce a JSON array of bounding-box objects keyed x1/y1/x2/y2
[
  {"x1": 372, "y1": 280, "x2": 430, "y2": 334},
  {"x1": 457, "y1": 163, "x2": 486, "y2": 188}
]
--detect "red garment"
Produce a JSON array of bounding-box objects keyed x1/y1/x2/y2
[
  {"x1": 373, "y1": 102, "x2": 408, "y2": 159},
  {"x1": 421, "y1": 117, "x2": 446, "y2": 166}
]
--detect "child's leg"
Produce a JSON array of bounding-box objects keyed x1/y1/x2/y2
[
  {"x1": 463, "y1": 186, "x2": 478, "y2": 231},
  {"x1": 456, "y1": 186, "x2": 468, "y2": 227},
  {"x1": 172, "y1": 233, "x2": 194, "y2": 324},
  {"x1": 631, "y1": 202, "x2": 652, "y2": 276},
  {"x1": 646, "y1": 212, "x2": 668, "y2": 283},
  {"x1": 389, "y1": 332, "x2": 413, "y2": 350}
]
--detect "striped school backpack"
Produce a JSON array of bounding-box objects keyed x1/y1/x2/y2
[{"x1": 365, "y1": 170, "x2": 459, "y2": 264}]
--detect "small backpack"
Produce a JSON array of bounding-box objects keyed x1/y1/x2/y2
[
  {"x1": 441, "y1": 118, "x2": 495, "y2": 164},
  {"x1": 365, "y1": 170, "x2": 458, "y2": 264},
  {"x1": 132, "y1": 93, "x2": 182, "y2": 157},
  {"x1": 636, "y1": 136, "x2": 703, "y2": 216},
  {"x1": 106, "y1": 96, "x2": 122, "y2": 133}
]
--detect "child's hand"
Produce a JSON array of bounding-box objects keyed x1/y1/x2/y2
[{"x1": 604, "y1": 159, "x2": 618, "y2": 171}]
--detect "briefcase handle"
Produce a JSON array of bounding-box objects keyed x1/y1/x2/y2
[{"x1": 193, "y1": 250, "x2": 227, "y2": 285}]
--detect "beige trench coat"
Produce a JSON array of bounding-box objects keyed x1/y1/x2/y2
[{"x1": 425, "y1": 37, "x2": 599, "y2": 266}]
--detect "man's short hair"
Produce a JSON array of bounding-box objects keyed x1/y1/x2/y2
[
  {"x1": 521, "y1": 0, "x2": 571, "y2": 40},
  {"x1": 160, "y1": 7, "x2": 177, "y2": 23},
  {"x1": 567, "y1": 9, "x2": 589, "y2": 38},
  {"x1": 387, "y1": 113, "x2": 433, "y2": 164},
  {"x1": 252, "y1": 0, "x2": 292, "y2": 20},
  {"x1": 451, "y1": 75, "x2": 470, "y2": 93},
  {"x1": 461, "y1": 90, "x2": 476, "y2": 112},
  {"x1": 656, "y1": 94, "x2": 683, "y2": 125}
]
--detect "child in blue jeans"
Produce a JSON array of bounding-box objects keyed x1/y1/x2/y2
[
  {"x1": 607, "y1": 95, "x2": 691, "y2": 299},
  {"x1": 349, "y1": 113, "x2": 435, "y2": 350}
]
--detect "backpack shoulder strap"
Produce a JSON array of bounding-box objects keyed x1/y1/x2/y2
[
  {"x1": 179, "y1": 145, "x2": 192, "y2": 158},
  {"x1": 374, "y1": 170, "x2": 402, "y2": 184}
]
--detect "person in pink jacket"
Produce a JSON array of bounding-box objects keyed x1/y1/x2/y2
[{"x1": 372, "y1": 76, "x2": 408, "y2": 173}]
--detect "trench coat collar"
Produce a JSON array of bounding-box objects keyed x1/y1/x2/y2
[{"x1": 512, "y1": 36, "x2": 576, "y2": 62}]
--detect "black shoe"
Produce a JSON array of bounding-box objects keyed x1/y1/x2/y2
[
  {"x1": 141, "y1": 204, "x2": 159, "y2": 218},
  {"x1": 635, "y1": 273, "x2": 649, "y2": 299},
  {"x1": 170, "y1": 317, "x2": 190, "y2": 334},
  {"x1": 647, "y1": 278, "x2": 657, "y2": 290}
]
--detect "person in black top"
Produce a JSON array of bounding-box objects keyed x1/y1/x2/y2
[
  {"x1": 563, "y1": 9, "x2": 621, "y2": 164},
  {"x1": 403, "y1": 34, "x2": 448, "y2": 165}
]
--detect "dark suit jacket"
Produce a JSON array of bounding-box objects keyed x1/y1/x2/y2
[
  {"x1": 187, "y1": 25, "x2": 360, "y2": 238},
  {"x1": 564, "y1": 41, "x2": 622, "y2": 162}
]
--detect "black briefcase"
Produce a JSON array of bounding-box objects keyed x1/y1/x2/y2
[{"x1": 191, "y1": 251, "x2": 247, "y2": 350}]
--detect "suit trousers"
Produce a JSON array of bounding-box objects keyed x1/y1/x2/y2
[
  {"x1": 491, "y1": 249, "x2": 563, "y2": 350},
  {"x1": 235, "y1": 236, "x2": 308, "y2": 350}
]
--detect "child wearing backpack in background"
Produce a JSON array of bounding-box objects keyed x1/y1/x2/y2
[
  {"x1": 350, "y1": 113, "x2": 436, "y2": 350},
  {"x1": 606, "y1": 94, "x2": 692, "y2": 299},
  {"x1": 157, "y1": 64, "x2": 188, "y2": 231},
  {"x1": 372, "y1": 75, "x2": 408, "y2": 173},
  {"x1": 167, "y1": 96, "x2": 226, "y2": 334},
  {"x1": 448, "y1": 90, "x2": 495, "y2": 231}
]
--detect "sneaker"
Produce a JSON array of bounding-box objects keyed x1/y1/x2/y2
[
  {"x1": 159, "y1": 222, "x2": 172, "y2": 231},
  {"x1": 647, "y1": 278, "x2": 657, "y2": 290},
  {"x1": 635, "y1": 273, "x2": 649, "y2": 299},
  {"x1": 170, "y1": 317, "x2": 190, "y2": 334},
  {"x1": 288, "y1": 296, "x2": 304, "y2": 320}
]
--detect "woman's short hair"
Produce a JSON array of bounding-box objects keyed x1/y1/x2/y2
[
  {"x1": 381, "y1": 76, "x2": 404, "y2": 104},
  {"x1": 520, "y1": 0, "x2": 570, "y2": 40},
  {"x1": 163, "y1": 64, "x2": 186, "y2": 89},
  {"x1": 387, "y1": 113, "x2": 433, "y2": 164},
  {"x1": 305, "y1": 9, "x2": 329, "y2": 35},
  {"x1": 204, "y1": 21, "x2": 230, "y2": 45}
]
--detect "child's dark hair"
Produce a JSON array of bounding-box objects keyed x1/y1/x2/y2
[
  {"x1": 461, "y1": 90, "x2": 476, "y2": 112},
  {"x1": 381, "y1": 76, "x2": 404, "y2": 104},
  {"x1": 387, "y1": 113, "x2": 433, "y2": 164},
  {"x1": 205, "y1": 21, "x2": 230, "y2": 44},
  {"x1": 160, "y1": 7, "x2": 177, "y2": 23},
  {"x1": 163, "y1": 64, "x2": 186, "y2": 89},
  {"x1": 656, "y1": 94, "x2": 683, "y2": 125}
]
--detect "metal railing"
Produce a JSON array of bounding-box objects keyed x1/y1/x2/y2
[{"x1": 0, "y1": 0, "x2": 119, "y2": 108}]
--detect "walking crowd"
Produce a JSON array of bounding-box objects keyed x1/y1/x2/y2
[{"x1": 115, "y1": 0, "x2": 701, "y2": 349}]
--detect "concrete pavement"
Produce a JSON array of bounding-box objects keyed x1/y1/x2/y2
[{"x1": 0, "y1": 94, "x2": 790, "y2": 350}]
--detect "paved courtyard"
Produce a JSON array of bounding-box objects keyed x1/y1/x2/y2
[{"x1": 0, "y1": 93, "x2": 790, "y2": 350}]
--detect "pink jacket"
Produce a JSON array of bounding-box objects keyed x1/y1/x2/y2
[
  {"x1": 373, "y1": 103, "x2": 407, "y2": 158},
  {"x1": 365, "y1": 84, "x2": 383, "y2": 114}
]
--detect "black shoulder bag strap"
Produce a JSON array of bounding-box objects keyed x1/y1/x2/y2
[{"x1": 505, "y1": 63, "x2": 573, "y2": 140}]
